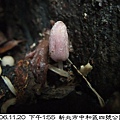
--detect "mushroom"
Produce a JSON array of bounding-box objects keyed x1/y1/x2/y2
[
  {"x1": 49, "y1": 21, "x2": 69, "y2": 69},
  {"x1": 1, "y1": 56, "x2": 15, "y2": 66},
  {"x1": 80, "y1": 62, "x2": 93, "y2": 76}
]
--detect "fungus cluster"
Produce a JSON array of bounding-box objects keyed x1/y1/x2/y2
[{"x1": 0, "y1": 20, "x2": 105, "y2": 113}]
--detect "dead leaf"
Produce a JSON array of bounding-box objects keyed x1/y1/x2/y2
[{"x1": 0, "y1": 40, "x2": 23, "y2": 54}]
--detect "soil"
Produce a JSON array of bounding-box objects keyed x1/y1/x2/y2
[{"x1": 0, "y1": 0, "x2": 120, "y2": 113}]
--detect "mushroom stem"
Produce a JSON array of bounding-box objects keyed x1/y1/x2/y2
[
  {"x1": 1, "y1": 98, "x2": 16, "y2": 113},
  {"x1": 1, "y1": 76, "x2": 17, "y2": 96},
  {"x1": 58, "y1": 61, "x2": 63, "y2": 70},
  {"x1": 48, "y1": 64, "x2": 69, "y2": 78}
]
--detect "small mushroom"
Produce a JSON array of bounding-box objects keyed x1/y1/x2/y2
[
  {"x1": 49, "y1": 21, "x2": 69, "y2": 69},
  {"x1": 1, "y1": 56, "x2": 15, "y2": 66},
  {"x1": 80, "y1": 62, "x2": 93, "y2": 76}
]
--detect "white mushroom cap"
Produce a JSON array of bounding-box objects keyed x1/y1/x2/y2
[
  {"x1": 80, "y1": 63, "x2": 93, "y2": 76},
  {"x1": 1, "y1": 56, "x2": 15, "y2": 66},
  {"x1": 49, "y1": 21, "x2": 69, "y2": 62}
]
